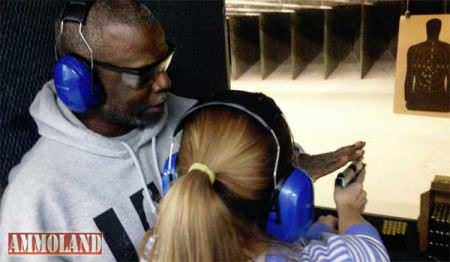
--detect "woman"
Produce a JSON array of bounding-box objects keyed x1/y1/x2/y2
[{"x1": 142, "y1": 91, "x2": 388, "y2": 262}]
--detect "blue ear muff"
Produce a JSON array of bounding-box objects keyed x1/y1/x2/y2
[
  {"x1": 265, "y1": 168, "x2": 314, "y2": 243},
  {"x1": 53, "y1": 55, "x2": 102, "y2": 113}
]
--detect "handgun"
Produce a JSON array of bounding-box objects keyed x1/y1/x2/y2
[{"x1": 335, "y1": 161, "x2": 366, "y2": 188}]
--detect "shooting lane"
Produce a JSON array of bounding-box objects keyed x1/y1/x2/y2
[
  {"x1": 291, "y1": 10, "x2": 324, "y2": 79},
  {"x1": 227, "y1": 15, "x2": 261, "y2": 79},
  {"x1": 226, "y1": 0, "x2": 450, "y2": 261}
]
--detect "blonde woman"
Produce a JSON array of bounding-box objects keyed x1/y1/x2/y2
[{"x1": 141, "y1": 91, "x2": 389, "y2": 262}]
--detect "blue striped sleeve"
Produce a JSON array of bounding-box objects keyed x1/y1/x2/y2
[
  {"x1": 344, "y1": 223, "x2": 382, "y2": 241},
  {"x1": 304, "y1": 222, "x2": 334, "y2": 241},
  {"x1": 298, "y1": 224, "x2": 390, "y2": 262}
]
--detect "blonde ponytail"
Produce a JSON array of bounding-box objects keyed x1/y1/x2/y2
[{"x1": 152, "y1": 169, "x2": 249, "y2": 261}]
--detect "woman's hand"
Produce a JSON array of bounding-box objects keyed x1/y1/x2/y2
[
  {"x1": 317, "y1": 215, "x2": 338, "y2": 233},
  {"x1": 334, "y1": 172, "x2": 367, "y2": 233},
  {"x1": 334, "y1": 175, "x2": 367, "y2": 212}
]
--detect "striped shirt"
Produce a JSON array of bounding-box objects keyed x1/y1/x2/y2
[
  {"x1": 142, "y1": 223, "x2": 389, "y2": 262},
  {"x1": 262, "y1": 223, "x2": 390, "y2": 262}
]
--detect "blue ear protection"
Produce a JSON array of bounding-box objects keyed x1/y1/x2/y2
[
  {"x1": 53, "y1": 1, "x2": 102, "y2": 113},
  {"x1": 265, "y1": 169, "x2": 314, "y2": 242},
  {"x1": 162, "y1": 153, "x2": 178, "y2": 194},
  {"x1": 162, "y1": 92, "x2": 314, "y2": 243},
  {"x1": 54, "y1": 55, "x2": 102, "y2": 113}
]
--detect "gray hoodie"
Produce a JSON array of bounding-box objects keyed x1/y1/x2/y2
[{"x1": 0, "y1": 81, "x2": 196, "y2": 261}]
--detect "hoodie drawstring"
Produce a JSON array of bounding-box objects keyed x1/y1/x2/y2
[
  {"x1": 151, "y1": 137, "x2": 162, "y2": 188},
  {"x1": 120, "y1": 141, "x2": 156, "y2": 214}
]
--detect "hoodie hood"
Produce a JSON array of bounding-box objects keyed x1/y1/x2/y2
[{"x1": 30, "y1": 80, "x2": 168, "y2": 158}]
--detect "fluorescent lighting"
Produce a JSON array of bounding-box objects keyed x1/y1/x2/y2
[
  {"x1": 226, "y1": 12, "x2": 261, "y2": 16},
  {"x1": 227, "y1": 7, "x2": 296, "y2": 13},
  {"x1": 225, "y1": 0, "x2": 375, "y2": 10},
  {"x1": 227, "y1": 0, "x2": 305, "y2": 8},
  {"x1": 225, "y1": 1, "x2": 333, "y2": 10}
]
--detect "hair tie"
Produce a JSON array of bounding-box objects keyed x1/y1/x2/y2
[{"x1": 188, "y1": 163, "x2": 215, "y2": 184}]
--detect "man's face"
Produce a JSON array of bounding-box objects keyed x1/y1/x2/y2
[{"x1": 95, "y1": 22, "x2": 172, "y2": 127}]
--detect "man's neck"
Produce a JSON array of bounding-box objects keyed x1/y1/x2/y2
[{"x1": 78, "y1": 114, "x2": 134, "y2": 137}]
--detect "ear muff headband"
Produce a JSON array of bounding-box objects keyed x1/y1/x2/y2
[
  {"x1": 57, "y1": 1, "x2": 94, "y2": 67},
  {"x1": 53, "y1": 1, "x2": 101, "y2": 113}
]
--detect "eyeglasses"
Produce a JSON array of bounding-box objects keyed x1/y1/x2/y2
[{"x1": 93, "y1": 42, "x2": 176, "y2": 89}]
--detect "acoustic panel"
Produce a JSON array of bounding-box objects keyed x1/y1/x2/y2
[
  {"x1": 291, "y1": 10, "x2": 324, "y2": 79},
  {"x1": 228, "y1": 16, "x2": 260, "y2": 80},
  {"x1": 259, "y1": 13, "x2": 290, "y2": 79}
]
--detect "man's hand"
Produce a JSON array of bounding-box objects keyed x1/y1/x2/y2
[{"x1": 294, "y1": 141, "x2": 365, "y2": 182}]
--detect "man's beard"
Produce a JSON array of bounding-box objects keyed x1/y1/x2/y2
[{"x1": 98, "y1": 105, "x2": 164, "y2": 127}]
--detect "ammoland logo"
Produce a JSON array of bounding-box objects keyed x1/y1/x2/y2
[{"x1": 8, "y1": 232, "x2": 102, "y2": 255}]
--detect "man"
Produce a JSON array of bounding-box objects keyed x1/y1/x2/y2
[
  {"x1": 405, "y1": 18, "x2": 450, "y2": 112},
  {"x1": 0, "y1": 0, "x2": 364, "y2": 261},
  {"x1": 1, "y1": 1, "x2": 196, "y2": 261}
]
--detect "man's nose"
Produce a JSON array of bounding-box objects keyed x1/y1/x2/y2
[{"x1": 152, "y1": 71, "x2": 171, "y2": 93}]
